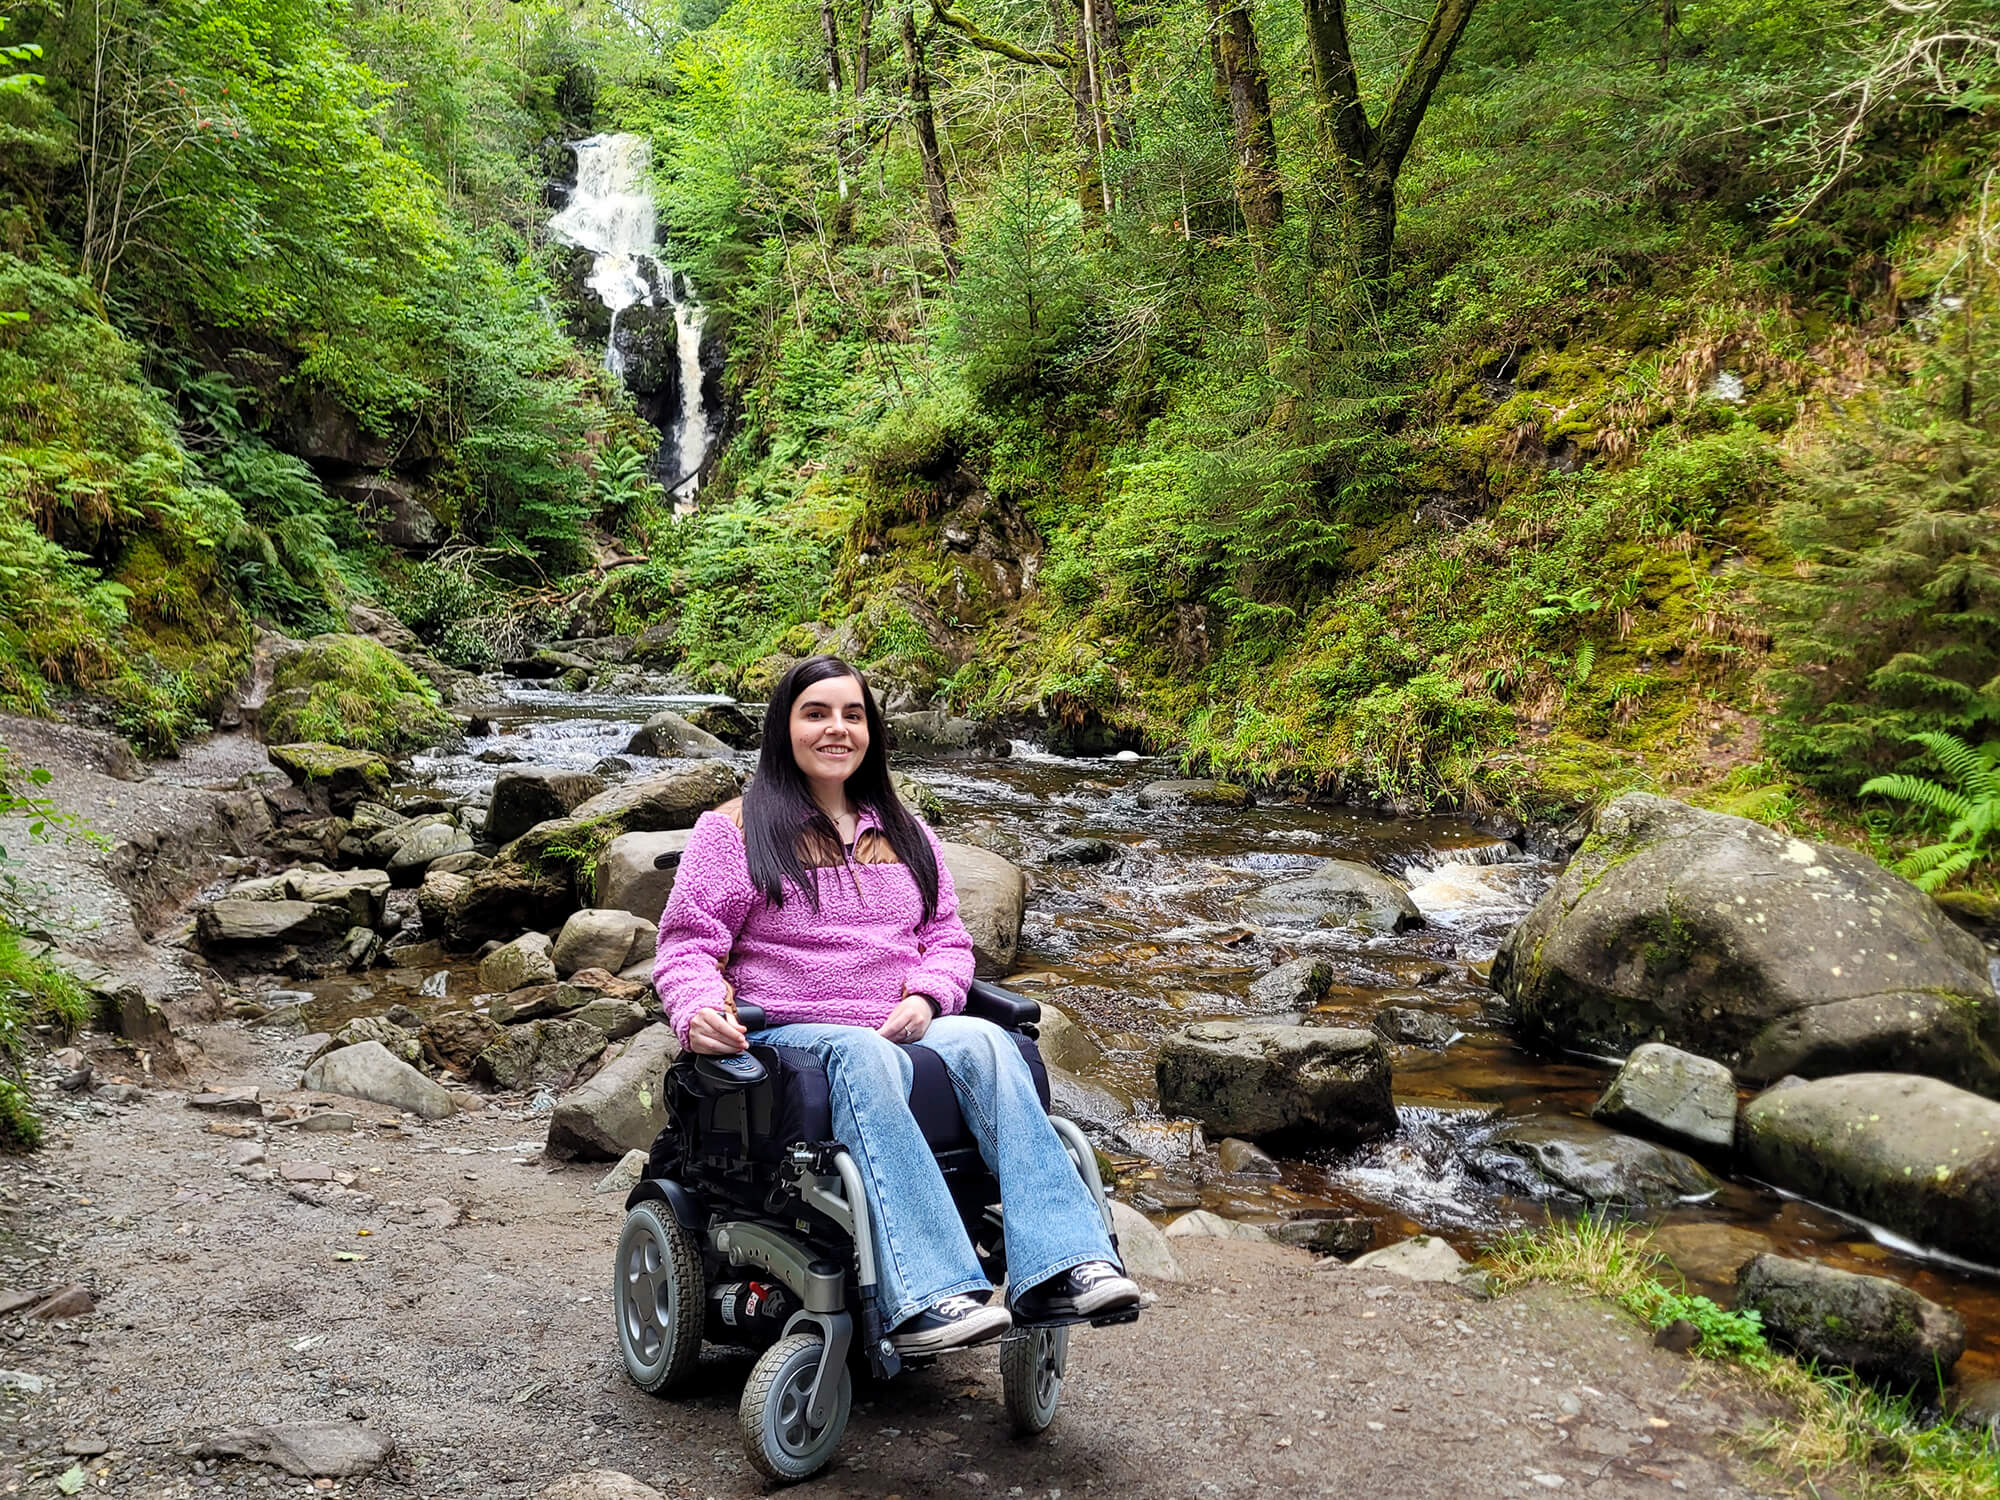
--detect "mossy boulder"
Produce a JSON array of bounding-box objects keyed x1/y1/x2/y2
[
  {"x1": 266, "y1": 742, "x2": 392, "y2": 816},
  {"x1": 1740, "y1": 1073, "x2": 2000, "y2": 1263},
  {"x1": 1738, "y1": 1254, "x2": 1964, "y2": 1390},
  {"x1": 1238, "y1": 860, "x2": 1423, "y2": 934},
  {"x1": 262, "y1": 634, "x2": 456, "y2": 754},
  {"x1": 416, "y1": 862, "x2": 573, "y2": 951},
  {"x1": 1492, "y1": 793, "x2": 2000, "y2": 1093}
]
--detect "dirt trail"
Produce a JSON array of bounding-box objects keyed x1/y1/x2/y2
[{"x1": 0, "y1": 1022, "x2": 1790, "y2": 1500}]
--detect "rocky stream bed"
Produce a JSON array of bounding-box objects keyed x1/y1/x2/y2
[{"x1": 1, "y1": 656, "x2": 1998, "y2": 1497}]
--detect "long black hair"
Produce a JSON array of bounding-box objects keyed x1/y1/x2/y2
[{"x1": 742, "y1": 655, "x2": 941, "y2": 918}]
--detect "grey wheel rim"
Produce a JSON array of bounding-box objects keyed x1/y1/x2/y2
[
  {"x1": 620, "y1": 1219, "x2": 671, "y2": 1373},
  {"x1": 770, "y1": 1352, "x2": 831, "y2": 1457},
  {"x1": 1031, "y1": 1329, "x2": 1061, "y2": 1413}
]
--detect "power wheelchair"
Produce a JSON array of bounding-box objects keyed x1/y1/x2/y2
[{"x1": 611, "y1": 980, "x2": 1137, "y2": 1482}]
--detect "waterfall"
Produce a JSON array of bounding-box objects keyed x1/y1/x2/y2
[{"x1": 549, "y1": 132, "x2": 712, "y2": 506}]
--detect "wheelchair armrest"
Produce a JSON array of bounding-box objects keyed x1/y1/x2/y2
[{"x1": 964, "y1": 979, "x2": 1040, "y2": 1030}]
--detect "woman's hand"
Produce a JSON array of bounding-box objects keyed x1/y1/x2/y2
[
  {"x1": 687, "y1": 1005, "x2": 749, "y2": 1055},
  {"x1": 877, "y1": 994, "x2": 935, "y2": 1045}
]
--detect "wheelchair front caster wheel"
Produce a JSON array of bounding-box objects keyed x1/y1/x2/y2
[
  {"x1": 740, "y1": 1332, "x2": 853, "y2": 1482},
  {"x1": 615, "y1": 1201, "x2": 704, "y2": 1395},
  {"x1": 1000, "y1": 1323, "x2": 1070, "y2": 1435}
]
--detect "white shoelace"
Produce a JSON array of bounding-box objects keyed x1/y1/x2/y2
[{"x1": 934, "y1": 1295, "x2": 986, "y2": 1318}]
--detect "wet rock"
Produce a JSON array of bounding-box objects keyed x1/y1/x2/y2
[
  {"x1": 1136, "y1": 779, "x2": 1251, "y2": 810},
  {"x1": 540, "y1": 1471, "x2": 666, "y2": 1500},
  {"x1": 1269, "y1": 1215, "x2": 1374, "y2": 1256},
  {"x1": 685, "y1": 702, "x2": 760, "y2": 748},
  {"x1": 1372, "y1": 1007, "x2": 1460, "y2": 1049},
  {"x1": 1472, "y1": 1117, "x2": 1722, "y2": 1208},
  {"x1": 1216, "y1": 1137, "x2": 1282, "y2": 1177},
  {"x1": 593, "y1": 830, "x2": 693, "y2": 924},
  {"x1": 507, "y1": 649, "x2": 594, "y2": 679},
  {"x1": 1045, "y1": 1063, "x2": 1129, "y2": 1131},
  {"x1": 886, "y1": 711, "x2": 1011, "y2": 760},
  {"x1": 342, "y1": 925, "x2": 380, "y2": 970},
  {"x1": 198, "y1": 899, "x2": 346, "y2": 946},
  {"x1": 1033, "y1": 1002, "x2": 1101, "y2": 1075},
  {"x1": 28, "y1": 1284, "x2": 94, "y2": 1320},
  {"x1": 1113, "y1": 1117, "x2": 1206, "y2": 1164},
  {"x1": 479, "y1": 933, "x2": 558, "y2": 993},
  {"x1": 546, "y1": 1024, "x2": 679, "y2": 1160},
  {"x1": 419, "y1": 1011, "x2": 500, "y2": 1074},
  {"x1": 1238, "y1": 860, "x2": 1423, "y2": 934},
  {"x1": 196, "y1": 1421, "x2": 394, "y2": 1478},
  {"x1": 1491, "y1": 792, "x2": 2000, "y2": 1092},
  {"x1": 553, "y1": 908, "x2": 656, "y2": 976},
  {"x1": 1156, "y1": 1021, "x2": 1395, "y2": 1147},
  {"x1": 1738, "y1": 1254, "x2": 1964, "y2": 1388},
  {"x1": 1739, "y1": 1072, "x2": 2000, "y2": 1263},
  {"x1": 1348, "y1": 1235, "x2": 1469, "y2": 1282},
  {"x1": 416, "y1": 862, "x2": 571, "y2": 951},
  {"x1": 593, "y1": 1149, "x2": 650, "y2": 1196},
  {"x1": 1647, "y1": 1222, "x2": 1772, "y2": 1289},
  {"x1": 1165, "y1": 1209, "x2": 1271, "y2": 1242},
  {"x1": 573, "y1": 998, "x2": 650, "y2": 1039},
  {"x1": 1044, "y1": 837, "x2": 1118, "y2": 865},
  {"x1": 1954, "y1": 1378, "x2": 2000, "y2": 1440},
  {"x1": 1592, "y1": 1043, "x2": 1737, "y2": 1155},
  {"x1": 384, "y1": 820, "x2": 474, "y2": 883},
  {"x1": 1108, "y1": 1200, "x2": 1183, "y2": 1282},
  {"x1": 266, "y1": 743, "x2": 392, "y2": 816},
  {"x1": 489, "y1": 983, "x2": 585, "y2": 1025},
  {"x1": 307, "y1": 1016, "x2": 422, "y2": 1070},
  {"x1": 940, "y1": 843, "x2": 1026, "y2": 977},
  {"x1": 302, "y1": 1040, "x2": 456, "y2": 1120},
  {"x1": 486, "y1": 768, "x2": 608, "y2": 847},
  {"x1": 624, "y1": 709, "x2": 730, "y2": 758},
  {"x1": 472, "y1": 1018, "x2": 608, "y2": 1090},
  {"x1": 1245, "y1": 957, "x2": 1334, "y2": 1013}
]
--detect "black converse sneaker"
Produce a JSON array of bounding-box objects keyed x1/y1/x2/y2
[
  {"x1": 1010, "y1": 1260, "x2": 1142, "y2": 1322},
  {"x1": 889, "y1": 1295, "x2": 1013, "y2": 1354}
]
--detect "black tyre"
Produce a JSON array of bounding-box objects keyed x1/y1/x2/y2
[
  {"x1": 615, "y1": 1200, "x2": 705, "y2": 1395},
  {"x1": 739, "y1": 1332, "x2": 852, "y2": 1482},
  {"x1": 1000, "y1": 1324, "x2": 1068, "y2": 1436}
]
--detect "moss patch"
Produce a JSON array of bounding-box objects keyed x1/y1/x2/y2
[{"x1": 263, "y1": 635, "x2": 455, "y2": 754}]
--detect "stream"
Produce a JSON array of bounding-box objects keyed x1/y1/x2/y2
[{"x1": 308, "y1": 680, "x2": 1999, "y2": 1378}]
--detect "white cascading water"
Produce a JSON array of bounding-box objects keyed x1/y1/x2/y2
[{"x1": 549, "y1": 132, "x2": 709, "y2": 505}]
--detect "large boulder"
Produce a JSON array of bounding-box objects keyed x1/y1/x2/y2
[
  {"x1": 1491, "y1": 793, "x2": 2000, "y2": 1093},
  {"x1": 1740, "y1": 1073, "x2": 2000, "y2": 1263},
  {"x1": 1238, "y1": 860, "x2": 1422, "y2": 934},
  {"x1": 199, "y1": 899, "x2": 347, "y2": 946},
  {"x1": 471, "y1": 1019, "x2": 608, "y2": 1090},
  {"x1": 1155, "y1": 1021, "x2": 1394, "y2": 1146},
  {"x1": 1591, "y1": 1043, "x2": 1738, "y2": 1154},
  {"x1": 684, "y1": 702, "x2": 760, "y2": 748},
  {"x1": 383, "y1": 820, "x2": 474, "y2": 884},
  {"x1": 592, "y1": 830, "x2": 694, "y2": 924},
  {"x1": 265, "y1": 743, "x2": 392, "y2": 816},
  {"x1": 306, "y1": 1016, "x2": 423, "y2": 1069},
  {"x1": 416, "y1": 862, "x2": 572, "y2": 951},
  {"x1": 886, "y1": 711, "x2": 1011, "y2": 760},
  {"x1": 301, "y1": 1040, "x2": 456, "y2": 1120},
  {"x1": 284, "y1": 869, "x2": 392, "y2": 929},
  {"x1": 940, "y1": 843, "x2": 1025, "y2": 977},
  {"x1": 1470, "y1": 1116, "x2": 1722, "y2": 1208},
  {"x1": 486, "y1": 768, "x2": 607, "y2": 847},
  {"x1": 546, "y1": 1025, "x2": 678, "y2": 1160},
  {"x1": 624, "y1": 709, "x2": 730, "y2": 759},
  {"x1": 501, "y1": 763, "x2": 742, "y2": 867},
  {"x1": 478, "y1": 933, "x2": 558, "y2": 993},
  {"x1": 553, "y1": 909, "x2": 656, "y2": 976},
  {"x1": 1737, "y1": 1254, "x2": 1964, "y2": 1389},
  {"x1": 262, "y1": 634, "x2": 456, "y2": 754},
  {"x1": 1136, "y1": 779, "x2": 1251, "y2": 810}
]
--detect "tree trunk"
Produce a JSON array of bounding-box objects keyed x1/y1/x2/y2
[
  {"x1": 831, "y1": 0, "x2": 879, "y2": 240},
  {"x1": 900, "y1": 4, "x2": 959, "y2": 279},
  {"x1": 1296, "y1": 0, "x2": 1480, "y2": 296},
  {"x1": 820, "y1": 0, "x2": 851, "y2": 215},
  {"x1": 1217, "y1": 0, "x2": 1280, "y2": 241},
  {"x1": 1090, "y1": 0, "x2": 1133, "y2": 147}
]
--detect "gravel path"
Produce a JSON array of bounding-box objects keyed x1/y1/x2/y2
[{"x1": 0, "y1": 1021, "x2": 1791, "y2": 1500}]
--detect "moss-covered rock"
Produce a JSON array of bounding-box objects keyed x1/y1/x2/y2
[
  {"x1": 1738, "y1": 1253, "x2": 1965, "y2": 1390},
  {"x1": 1492, "y1": 793, "x2": 2000, "y2": 1093},
  {"x1": 266, "y1": 742, "x2": 393, "y2": 816},
  {"x1": 262, "y1": 633, "x2": 455, "y2": 753}
]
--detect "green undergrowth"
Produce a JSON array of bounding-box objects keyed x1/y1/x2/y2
[
  {"x1": 1487, "y1": 1215, "x2": 2000, "y2": 1500},
  {"x1": 262, "y1": 635, "x2": 456, "y2": 755}
]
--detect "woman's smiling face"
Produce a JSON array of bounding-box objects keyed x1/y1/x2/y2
[{"x1": 789, "y1": 672, "x2": 870, "y2": 791}]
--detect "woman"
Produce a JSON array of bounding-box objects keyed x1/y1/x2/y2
[{"x1": 653, "y1": 655, "x2": 1139, "y2": 1354}]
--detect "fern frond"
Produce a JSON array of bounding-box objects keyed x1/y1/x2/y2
[
  {"x1": 1906, "y1": 731, "x2": 1992, "y2": 789},
  {"x1": 1858, "y1": 773, "x2": 1976, "y2": 820}
]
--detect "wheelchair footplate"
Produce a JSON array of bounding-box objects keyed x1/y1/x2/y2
[{"x1": 1009, "y1": 1304, "x2": 1142, "y2": 1332}]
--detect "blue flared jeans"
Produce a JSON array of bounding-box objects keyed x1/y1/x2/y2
[{"x1": 750, "y1": 1015, "x2": 1119, "y2": 1330}]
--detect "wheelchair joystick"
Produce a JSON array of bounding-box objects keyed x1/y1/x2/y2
[{"x1": 692, "y1": 996, "x2": 769, "y2": 1090}]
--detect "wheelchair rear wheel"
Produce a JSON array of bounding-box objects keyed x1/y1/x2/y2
[
  {"x1": 740, "y1": 1332, "x2": 853, "y2": 1482},
  {"x1": 999, "y1": 1324, "x2": 1069, "y2": 1435},
  {"x1": 615, "y1": 1201, "x2": 704, "y2": 1395}
]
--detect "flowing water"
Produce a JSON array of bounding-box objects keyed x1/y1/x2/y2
[
  {"x1": 549, "y1": 133, "x2": 710, "y2": 504},
  {"x1": 340, "y1": 683, "x2": 1999, "y2": 1376}
]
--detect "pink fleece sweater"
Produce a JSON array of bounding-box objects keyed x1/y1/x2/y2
[{"x1": 653, "y1": 807, "x2": 976, "y2": 1044}]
